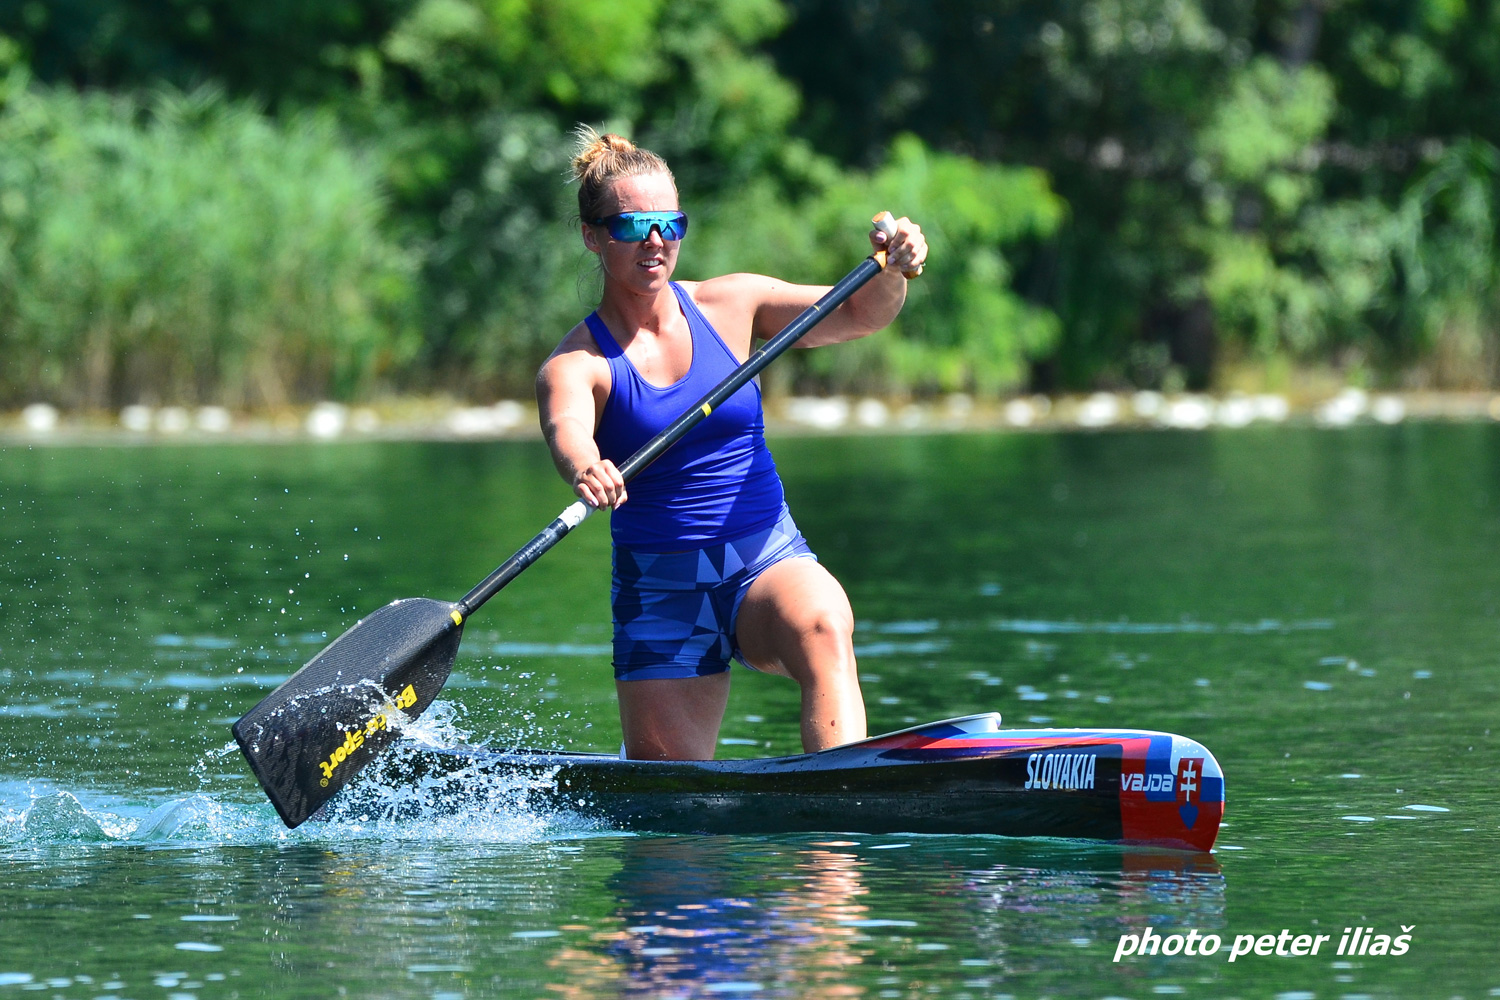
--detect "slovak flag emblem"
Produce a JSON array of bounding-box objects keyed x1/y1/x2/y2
[{"x1": 1177, "y1": 757, "x2": 1204, "y2": 829}]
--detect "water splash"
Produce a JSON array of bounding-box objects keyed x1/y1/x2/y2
[
  {"x1": 19, "y1": 790, "x2": 120, "y2": 842},
  {"x1": 312, "y1": 699, "x2": 578, "y2": 840},
  {"x1": 2, "y1": 701, "x2": 601, "y2": 849}
]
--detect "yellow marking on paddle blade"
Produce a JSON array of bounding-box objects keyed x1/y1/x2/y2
[
  {"x1": 315, "y1": 684, "x2": 416, "y2": 787},
  {"x1": 450, "y1": 610, "x2": 463, "y2": 626}
]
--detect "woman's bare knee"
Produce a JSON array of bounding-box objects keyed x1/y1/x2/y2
[
  {"x1": 798, "y1": 602, "x2": 853, "y2": 642},
  {"x1": 736, "y1": 559, "x2": 856, "y2": 678}
]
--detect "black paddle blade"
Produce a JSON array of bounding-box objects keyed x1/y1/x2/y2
[{"x1": 232, "y1": 597, "x2": 464, "y2": 828}]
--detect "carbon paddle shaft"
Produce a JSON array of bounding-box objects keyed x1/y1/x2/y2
[{"x1": 453, "y1": 251, "x2": 887, "y2": 621}]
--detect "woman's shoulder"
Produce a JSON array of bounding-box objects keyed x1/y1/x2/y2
[
  {"x1": 555, "y1": 317, "x2": 604, "y2": 354},
  {"x1": 539, "y1": 319, "x2": 609, "y2": 381}
]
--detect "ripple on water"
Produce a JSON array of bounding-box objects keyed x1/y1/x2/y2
[
  {"x1": 868, "y1": 620, "x2": 941, "y2": 635},
  {"x1": 485, "y1": 641, "x2": 612, "y2": 657},
  {"x1": 0, "y1": 702, "x2": 84, "y2": 718},
  {"x1": 153, "y1": 634, "x2": 238, "y2": 650},
  {"x1": 703, "y1": 983, "x2": 764, "y2": 995},
  {"x1": 853, "y1": 639, "x2": 949, "y2": 657},
  {"x1": 155, "y1": 673, "x2": 289, "y2": 690},
  {"x1": 991, "y1": 618, "x2": 1334, "y2": 635}
]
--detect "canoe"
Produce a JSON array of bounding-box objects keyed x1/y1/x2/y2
[{"x1": 379, "y1": 713, "x2": 1224, "y2": 851}]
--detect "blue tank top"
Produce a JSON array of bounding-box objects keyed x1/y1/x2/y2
[{"x1": 588, "y1": 283, "x2": 785, "y2": 551}]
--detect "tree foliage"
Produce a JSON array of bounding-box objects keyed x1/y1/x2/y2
[
  {"x1": 0, "y1": 86, "x2": 416, "y2": 408},
  {"x1": 1, "y1": 0, "x2": 1498, "y2": 405},
  {"x1": 773, "y1": 0, "x2": 1500, "y2": 389}
]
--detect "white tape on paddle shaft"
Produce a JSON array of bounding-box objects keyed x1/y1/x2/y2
[
  {"x1": 871, "y1": 212, "x2": 922, "y2": 277},
  {"x1": 560, "y1": 499, "x2": 594, "y2": 530}
]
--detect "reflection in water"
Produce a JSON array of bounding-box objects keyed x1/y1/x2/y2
[
  {"x1": 543, "y1": 838, "x2": 1225, "y2": 998},
  {"x1": 545, "y1": 838, "x2": 871, "y2": 998},
  {"x1": 958, "y1": 846, "x2": 1225, "y2": 988}
]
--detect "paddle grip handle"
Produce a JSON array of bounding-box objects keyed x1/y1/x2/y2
[
  {"x1": 456, "y1": 249, "x2": 888, "y2": 618},
  {"x1": 873, "y1": 212, "x2": 922, "y2": 279}
]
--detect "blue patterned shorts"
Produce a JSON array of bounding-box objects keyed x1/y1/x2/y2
[{"x1": 610, "y1": 506, "x2": 817, "y2": 681}]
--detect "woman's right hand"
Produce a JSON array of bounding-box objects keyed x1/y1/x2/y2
[{"x1": 573, "y1": 460, "x2": 628, "y2": 509}]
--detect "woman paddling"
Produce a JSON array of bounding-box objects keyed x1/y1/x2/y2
[{"x1": 537, "y1": 129, "x2": 927, "y2": 761}]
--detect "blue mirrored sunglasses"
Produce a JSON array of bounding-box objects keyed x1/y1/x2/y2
[{"x1": 590, "y1": 210, "x2": 688, "y2": 242}]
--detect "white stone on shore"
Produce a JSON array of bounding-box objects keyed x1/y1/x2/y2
[
  {"x1": 1214, "y1": 395, "x2": 1255, "y2": 428},
  {"x1": 1076, "y1": 392, "x2": 1120, "y2": 428},
  {"x1": 1252, "y1": 395, "x2": 1290, "y2": 421},
  {"x1": 448, "y1": 407, "x2": 492, "y2": 436},
  {"x1": 1317, "y1": 388, "x2": 1367, "y2": 426},
  {"x1": 1163, "y1": 395, "x2": 1213, "y2": 429},
  {"x1": 447, "y1": 400, "x2": 526, "y2": 436},
  {"x1": 1371, "y1": 395, "x2": 1406, "y2": 424},
  {"x1": 854, "y1": 398, "x2": 889, "y2": 428},
  {"x1": 1003, "y1": 398, "x2": 1035, "y2": 426},
  {"x1": 195, "y1": 407, "x2": 232, "y2": 433},
  {"x1": 492, "y1": 399, "x2": 524, "y2": 429},
  {"x1": 22, "y1": 403, "x2": 58, "y2": 433},
  {"x1": 897, "y1": 404, "x2": 927, "y2": 429},
  {"x1": 156, "y1": 407, "x2": 190, "y2": 434},
  {"x1": 120, "y1": 405, "x2": 154, "y2": 432},
  {"x1": 306, "y1": 402, "x2": 347, "y2": 439},
  {"x1": 350, "y1": 408, "x2": 380, "y2": 434},
  {"x1": 944, "y1": 393, "x2": 974, "y2": 419},
  {"x1": 1131, "y1": 391, "x2": 1164, "y2": 419},
  {"x1": 785, "y1": 396, "x2": 850, "y2": 430}
]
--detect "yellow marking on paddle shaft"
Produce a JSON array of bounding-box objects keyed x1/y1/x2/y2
[
  {"x1": 700, "y1": 403, "x2": 712, "y2": 417},
  {"x1": 316, "y1": 683, "x2": 418, "y2": 786},
  {"x1": 450, "y1": 610, "x2": 463, "y2": 626}
]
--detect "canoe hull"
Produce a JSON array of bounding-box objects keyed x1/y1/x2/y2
[{"x1": 387, "y1": 715, "x2": 1224, "y2": 851}]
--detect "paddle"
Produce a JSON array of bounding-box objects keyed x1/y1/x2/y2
[{"x1": 233, "y1": 231, "x2": 898, "y2": 828}]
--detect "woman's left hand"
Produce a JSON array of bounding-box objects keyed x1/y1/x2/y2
[{"x1": 869, "y1": 216, "x2": 927, "y2": 278}]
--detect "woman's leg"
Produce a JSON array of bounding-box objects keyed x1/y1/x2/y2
[
  {"x1": 734, "y1": 559, "x2": 866, "y2": 751},
  {"x1": 616, "y1": 672, "x2": 731, "y2": 760}
]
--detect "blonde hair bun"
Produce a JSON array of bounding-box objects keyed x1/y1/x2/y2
[
  {"x1": 571, "y1": 126, "x2": 638, "y2": 179},
  {"x1": 569, "y1": 124, "x2": 674, "y2": 222}
]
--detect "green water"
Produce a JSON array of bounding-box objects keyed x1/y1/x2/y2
[{"x1": 2, "y1": 426, "x2": 1497, "y2": 998}]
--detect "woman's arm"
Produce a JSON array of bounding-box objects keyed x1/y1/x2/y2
[
  {"x1": 536, "y1": 328, "x2": 628, "y2": 509},
  {"x1": 691, "y1": 216, "x2": 927, "y2": 353}
]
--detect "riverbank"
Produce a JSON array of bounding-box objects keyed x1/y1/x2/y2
[{"x1": 4, "y1": 389, "x2": 1500, "y2": 445}]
